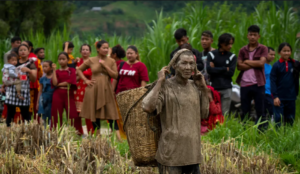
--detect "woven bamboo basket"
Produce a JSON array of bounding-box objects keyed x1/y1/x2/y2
[{"x1": 116, "y1": 85, "x2": 161, "y2": 167}]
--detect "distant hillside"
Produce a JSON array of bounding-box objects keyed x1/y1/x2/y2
[
  {"x1": 70, "y1": 1, "x2": 181, "y2": 37},
  {"x1": 70, "y1": 1, "x2": 300, "y2": 37}
]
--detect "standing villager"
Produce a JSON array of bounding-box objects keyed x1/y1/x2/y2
[
  {"x1": 114, "y1": 45, "x2": 149, "y2": 94},
  {"x1": 22, "y1": 41, "x2": 42, "y2": 122},
  {"x1": 36, "y1": 61, "x2": 54, "y2": 127},
  {"x1": 271, "y1": 43, "x2": 299, "y2": 127},
  {"x1": 170, "y1": 28, "x2": 204, "y2": 76},
  {"x1": 5, "y1": 44, "x2": 37, "y2": 128},
  {"x1": 77, "y1": 40, "x2": 119, "y2": 135},
  {"x1": 236, "y1": 25, "x2": 268, "y2": 130},
  {"x1": 142, "y1": 49, "x2": 209, "y2": 174},
  {"x1": 74, "y1": 44, "x2": 94, "y2": 134},
  {"x1": 200, "y1": 31, "x2": 215, "y2": 83},
  {"x1": 3, "y1": 36, "x2": 21, "y2": 64},
  {"x1": 110, "y1": 44, "x2": 127, "y2": 141},
  {"x1": 206, "y1": 33, "x2": 237, "y2": 115},
  {"x1": 51, "y1": 52, "x2": 83, "y2": 134},
  {"x1": 264, "y1": 47, "x2": 276, "y2": 122}
]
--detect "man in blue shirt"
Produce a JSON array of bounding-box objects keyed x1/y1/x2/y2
[{"x1": 264, "y1": 47, "x2": 275, "y2": 123}]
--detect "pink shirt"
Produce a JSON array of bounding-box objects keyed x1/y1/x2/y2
[{"x1": 240, "y1": 49, "x2": 257, "y2": 87}]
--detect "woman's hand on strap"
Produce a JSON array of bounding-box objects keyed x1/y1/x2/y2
[{"x1": 158, "y1": 66, "x2": 169, "y2": 82}]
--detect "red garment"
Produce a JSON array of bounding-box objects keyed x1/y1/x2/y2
[
  {"x1": 75, "y1": 58, "x2": 94, "y2": 134},
  {"x1": 201, "y1": 86, "x2": 224, "y2": 132},
  {"x1": 28, "y1": 53, "x2": 39, "y2": 89},
  {"x1": 115, "y1": 62, "x2": 149, "y2": 94},
  {"x1": 111, "y1": 60, "x2": 125, "y2": 83},
  {"x1": 51, "y1": 68, "x2": 80, "y2": 132}
]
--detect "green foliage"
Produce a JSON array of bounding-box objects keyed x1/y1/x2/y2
[
  {"x1": 0, "y1": 1, "x2": 75, "y2": 37},
  {"x1": 138, "y1": 1, "x2": 300, "y2": 82},
  {"x1": 203, "y1": 117, "x2": 300, "y2": 172}
]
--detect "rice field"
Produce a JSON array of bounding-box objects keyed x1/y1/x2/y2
[{"x1": 0, "y1": 1, "x2": 300, "y2": 173}]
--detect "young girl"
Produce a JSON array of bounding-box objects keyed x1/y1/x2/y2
[
  {"x1": 51, "y1": 52, "x2": 82, "y2": 134},
  {"x1": 271, "y1": 43, "x2": 300, "y2": 127},
  {"x1": 36, "y1": 61, "x2": 55, "y2": 127}
]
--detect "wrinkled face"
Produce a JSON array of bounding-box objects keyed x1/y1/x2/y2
[
  {"x1": 220, "y1": 39, "x2": 234, "y2": 52},
  {"x1": 247, "y1": 32, "x2": 260, "y2": 45},
  {"x1": 18, "y1": 45, "x2": 29, "y2": 58},
  {"x1": 58, "y1": 54, "x2": 68, "y2": 67},
  {"x1": 279, "y1": 46, "x2": 292, "y2": 60},
  {"x1": 43, "y1": 62, "x2": 52, "y2": 74},
  {"x1": 8, "y1": 57, "x2": 18, "y2": 66},
  {"x1": 80, "y1": 45, "x2": 91, "y2": 58},
  {"x1": 37, "y1": 49, "x2": 45, "y2": 59},
  {"x1": 201, "y1": 35, "x2": 213, "y2": 49},
  {"x1": 176, "y1": 36, "x2": 189, "y2": 47},
  {"x1": 126, "y1": 48, "x2": 138, "y2": 62},
  {"x1": 267, "y1": 50, "x2": 275, "y2": 62},
  {"x1": 174, "y1": 54, "x2": 195, "y2": 79},
  {"x1": 12, "y1": 40, "x2": 21, "y2": 48},
  {"x1": 97, "y1": 43, "x2": 109, "y2": 56}
]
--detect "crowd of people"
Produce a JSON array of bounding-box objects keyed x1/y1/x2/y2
[
  {"x1": 1, "y1": 24, "x2": 299, "y2": 142},
  {"x1": 1, "y1": 37, "x2": 149, "y2": 141}
]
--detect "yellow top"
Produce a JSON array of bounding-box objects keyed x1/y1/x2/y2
[{"x1": 68, "y1": 54, "x2": 74, "y2": 64}]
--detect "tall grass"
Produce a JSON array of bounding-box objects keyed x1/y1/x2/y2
[{"x1": 0, "y1": 2, "x2": 300, "y2": 171}]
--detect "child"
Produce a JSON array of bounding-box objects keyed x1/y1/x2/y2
[
  {"x1": 264, "y1": 47, "x2": 276, "y2": 123},
  {"x1": 2, "y1": 53, "x2": 24, "y2": 100},
  {"x1": 36, "y1": 61, "x2": 54, "y2": 127},
  {"x1": 51, "y1": 52, "x2": 82, "y2": 134},
  {"x1": 271, "y1": 43, "x2": 300, "y2": 127},
  {"x1": 63, "y1": 42, "x2": 76, "y2": 68}
]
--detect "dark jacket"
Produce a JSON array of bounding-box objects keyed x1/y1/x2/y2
[
  {"x1": 170, "y1": 46, "x2": 204, "y2": 75},
  {"x1": 236, "y1": 44, "x2": 268, "y2": 86},
  {"x1": 270, "y1": 58, "x2": 299, "y2": 100},
  {"x1": 206, "y1": 49, "x2": 237, "y2": 90}
]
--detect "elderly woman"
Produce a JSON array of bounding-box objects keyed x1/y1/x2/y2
[{"x1": 142, "y1": 49, "x2": 210, "y2": 174}]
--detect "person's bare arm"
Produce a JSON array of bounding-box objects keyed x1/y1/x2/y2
[
  {"x1": 21, "y1": 67, "x2": 37, "y2": 82},
  {"x1": 112, "y1": 79, "x2": 118, "y2": 92},
  {"x1": 243, "y1": 57, "x2": 266, "y2": 68},
  {"x1": 142, "y1": 67, "x2": 168, "y2": 114},
  {"x1": 237, "y1": 60, "x2": 253, "y2": 71},
  {"x1": 77, "y1": 67, "x2": 95, "y2": 87},
  {"x1": 36, "y1": 83, "x2": 43, "y2": 111},
  {"x1": 64, "y1": 42, "x2": 69, "y2": 53},
  {"x1": 100, "y1": 60, "x2": 118, "y2": 79},
  {"x1": 57, "y1": 82, "x2": 69, "y2": 87},
  {"x1": 51, "y1": 64, "x2": 58, "y2": 86},
  {"x1": 141, "y1": 81, "x2": 147, "y2": 87}
]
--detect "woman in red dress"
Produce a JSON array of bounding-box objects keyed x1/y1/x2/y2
[
  {"x1": 74, "y1": 44, "x2": 94, "y2": 134},
  {"x1": 51, "y1": 52, "x2": 82, "y2": 134}
]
